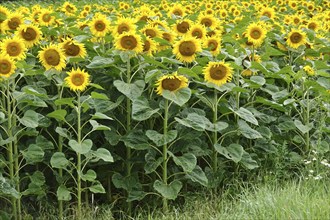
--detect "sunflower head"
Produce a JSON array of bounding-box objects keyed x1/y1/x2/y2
[
  {"x1": 16, "y1": 24, "x2": 42, "y2": 48},
  {"x1": 4, "y1": 13, "x2": 23, "y2": 31},
  {"x1": 112, "y1": 17, "x2": 136, "y2": 36},
  {"x1": 174, "y1": 19, "x2": 192, "y2": 35},
  {"x1": 203, "y1": 61, "x2": 233, "y2": 86},
  {"x1": 0, "y1": 54, "x2": 16, "y2": 78},
  {"x1": 155, "y1": 72, "x2": 188, "y2": 95},
  {"x1": 0, "y1": 37, "x2": 27, "y2": 61},
  {"x1": 259, "y1": 7, "x2": 276, "y2": 20},
  {"x1": 198, "y1": 14, "x2": 218, "y2": 29},
  {"x1": 114, "y1": 31, "x2": 143, "y2": 53},
  {"x1": 60, "y1": 38, "x2": 87, "y2": 58},
  {"x1": 143, "y1": 37, "x2": 158, "y2": 56},
  {"x1": 65, "y1": 68, "x2": 90, "y2": 92},
  {"x1": 188, "y1": 24, "x2": 207, "y2": 40},
  {"x1": 246, "y1": 22, "x2": 267, "y2": 48},
  {"x1": 241, "y1": 69, "x2": 256, "y2": 77},
  {"x1": 286, "y1": 29, "x2": 307, "y2": 49},
  {"x1": 172, "y1": 36, "x2": 202, "y2": 63},
  {"x1": 303, "y1": 65, "x2": 315, "y2": 76},
  {"x1": 168, "y1": 3, "x2": 185, "y2": 18},
  {"x1": 203, "y1": 37, "x2": 221, "y2": 56},
  {"x1": 141, "y1": 24, "x2": 162, "y2": 39},
  {"x1": 0, "y1": 6, "x2": 10, "y2": 23},
  {"x1": 38, "y1": 44, "x2": 66, "y2": 71},
  {"x1": 38, "y1": 9, "x2": 55, "y2": 26},
  {"x1": 89, "y1": 14, "x2": 111, "y2": 38}
]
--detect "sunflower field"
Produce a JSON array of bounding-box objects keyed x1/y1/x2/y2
[{"x1": 0, "y1": 0, "x2": 329, "y2": 219}]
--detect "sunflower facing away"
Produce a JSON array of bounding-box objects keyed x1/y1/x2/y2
[
  {"x1": 0, "y1": 37, "x2": 27, "y2": 61},
  {"x1": 60, "y1": 38, "x2": 87, "y2": 58},
  {"x1": 203, "y1": 61, "x2": 233, "y2": 86},
  {"x1": 0, "y1": 54, "x2": 16, "y2": 78},
  {"x1": 16, "y1": 24, "x2": 42, "y2": 48},
  {"x1": 89, "y1": 14, "x2": 111, "y2": 38},
  {"x1": 65, "y1": 68, "x2": 90, "y2": 92},
  {"x1": 38, "y1": 44, "x2": 66, "y2": 71},
  {"x1": 114, "y1": 31, "x2": 143, "y2": 53},
  {"x1": 286, "y1": 29, "x2": 307, "y2": 49},
  {"x1": 155, "y1": 72, "x2": 188, "y2": 95},
  {"x1": 246, "y1": 22, "x2": 267, "y2": 48},
  {"x1": 173, "y1": 36, "x2": 202, "y2": 63}
]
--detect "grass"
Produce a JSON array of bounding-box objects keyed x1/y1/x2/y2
[{"x1": 34, "y1": 178, "x2": 330, "y2": 220}]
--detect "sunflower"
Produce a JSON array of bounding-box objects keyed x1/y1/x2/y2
[
  {"x1": 0, "y1": 37, "x2": 27, "y2": 61},
  {"x1": 65, "y1": 68, "x2": 90, "y2": 92},
  {"x1": 112, "y1": 17, "x2": 136, "y2": 36},
  {"x1": 172, "y1": 36, "x2": 202, "y2": 63},
  {"x1": 141, "y1": 24, "x2": 162, "y2": 39},
  {"x1": 0, "y1": 54, "x2": 16, "y2": 78},
  {"x1": 306, "y1": 20, "x2": 320, "y2": 31},
  {"x1": 168, "y1": 3, "x2": 185, "y2": 18},
  {"x1": 173, "y1": 19, "x2": 192, "y2": 35},
  {"x1": 155, "y1": 72, "x2": 188, "y2": 95},
  {"x1": 38, "y1": 44, "x2": 66, "y2": 71},
  {"x1": 89, "y1": 14, "x2": 111, "y2": 38},
  {"x1": 79, "y1": 10, "x2": 89, "y2": 19},
  {"x1": 303, "y1": 65, "x2": 315, "y2": 76},
  {"x1": 276, "y1": 41, "x2": 288, "y2": 51},
  {"x1": 38, "y1": 9, "x2": 55, "y2": 26},
  {"x1": 259, "y1": 7, "x2": 276, "y2": 20},
  {"x1": 188, "y1": 24, "x2": 207, "y2": 40},
  {"x1": 114, "y1": 31, "x2": 143, "y2": 53},
  {"x1": 241, "y1": 69, "x2": 256, "y2": 77},
  {"x1": 286, "y1": 29, "x2": 307, "y2": 49},
  {"x1": 198, "y1": 14, "x2": 218, "y2": 29},
  {"x1": 60, "y1": 38, "x2": 87, "y2": 58},
  {"x1": 219, "y1": 9, "x2": 228, "y2": 19},
  {"x1": 62, "y1": 1, "x2": 77, "y2": 16},
  {"x1": 203, "y1": 61, "x2": 233, "y2": 86},
  {"x1": 4, "y1": 13, "x2": 23, "y2": 31},
  {"x1": 203, "y1": 36, "x2": 221, "y2": 56},
  {"x1": 16, "y1": 24, "x2": 42, "y2": 48},
  {"x1": 143, "y1": 36, "x2": 158, "y2": 56},
  {"x1": 245, "y1": 22, "x2": 267, "y2": 48},
  {"x1": 0, "y1": 6, "x2": 10, "y2": 23}
]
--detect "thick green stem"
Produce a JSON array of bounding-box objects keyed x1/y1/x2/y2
[
  {"x1": 57, "y1": 87, "x2": 64, "y2": 220},
  {"x1": 162, "y1": 99, "x2": 169, "y2": 212},
  {"x1": 7, "y1": 81, "x2": 17, "y2": 220},
  {"x1": 305, "y1": 88, "x2": 310, "y2": 153},
  {"x1": 212, "y1": 89, "x2": 218, "y2": 172},
  {"x1": 77, "y1": 91, "x2": 82, "y2": 220},
  {"x1": 126, "y1": 59, "x2": 132, "y2": 214}
]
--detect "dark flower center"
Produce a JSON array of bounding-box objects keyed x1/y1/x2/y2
[{"x1": 179, "y1": 41, "x2": 196, "y2": 56}]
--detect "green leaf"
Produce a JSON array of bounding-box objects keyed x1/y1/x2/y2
[
  {"x1": 144, "y1": 150, "x2": 162, "y2": 174},
  {"x1": 233, "y1": 107, "x2": 258, "y2": 125},
  {"x1": 294, "y1": 120, "x2": 312, "y2": 134},
  {"x1": 255, "y1": 96, "x2": 285, "y2": 112},
  {"x1": 50, "y1": 152, "x2": 69, "y2": 169},
  {"x1": 55, "y1": 98, "x2": 75, "y2": 108},
  {"x1": 127, "y1": 191, "x2": 147, "y2": 202},
  {"x1": 238, "y1": 120, "x2": 262, "y2": 139},
  {"x1": 186, "y1": 166, "x2": 208, "y2": 187},
  {"x1": 69, "y1": 139, "x2": 93, "y2": 155},
  {"x1": 91, "y1": 112, "x2": 113, "y2": 120},
  {"x1": 93, "y1": 148, "x2": 113, "y2": 162},
  {"x1": 112, "y1": 173, "x2": 141, "y2": 191},
  {"x1": 0, "y1": 174, "x2": 20, "y2": 199},
  {"x1": 21, "y1": 144, "x2": 44, "y2": 164},
  {"x1": 81, "y1": 169, "x2": 97, "y2": 182},
  {"x1": 146, "y1": 130, "x2": 177, "y2": 147},
  {"x1": 91, "y1": 92, "x2": 109, "y2": 100},
  {"x1": 175, "y1": 113, "x2": 209, "y2": 131},
  {"x1": 113, "y1": 80, "x2": 145, "y2": 101},
  {"x1": 162, "y1": 88, "x2": 191, "y2": 106},
  {"x1": 153, "y1": 180, "x2": 182, "y2": 200},
  {"x1": 177, "y1": 67, "x2": 200, "y2": 79},
  {"x1": 89, "y1": 182, "x2": 106, "y2": 193},
  {"x1": 89, "y1": 120, "x2": 111, "y2": 131},
  {"x1": 142, "y1": 55, "x2": 167, "y2": 69},
  {"x1": 132, "y1": 96, "x2": 159, "y2": 121},
  {"x1": 145, "y1": 70, "x2": 162, "y2": 83},
  {"x1": 18, "y1": 110, "x2": 39, "y2": 128},
  {"x1": 47, "y1": 109, "x2": 67, "y2": 121},
  {"x1": 240, "y1": 151, "x2": 259, "y2": 169},
  {"x1": 55, "y1": 127, "x2": 70, "y2": 139},
  {"x1": 250, "y1": 76, "x2": 266, "y2": 86},
  {"x1": 57, "y1": 185, "x2": 71, "y2": 201},
  {"x1": 214, "y1": 144, "x2": 244, "y2": 163},
  {"x1": 36, "y1": 136, "x2": 54, "y2": 150},
  {"x1": 86, "y1": 56, "x2": 115, "y2": 69},
  {"x1": 122, "y1": 130, "x2": 150, "y2": 150},
  {"x1": 172, "y1": 153, "x2": 197, "y2": 173}
]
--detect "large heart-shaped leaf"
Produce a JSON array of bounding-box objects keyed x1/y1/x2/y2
[
  {"x1": 57, "y1": 185, "x2": 71, "y2": 201},
  {"x1": 50, "y1": 152, "x2": 69, "y2": 169},
  {"x1": 153, "y1": 180, "x2": 182, "y2": 200},
  {"x1": 69, "y1": 139, "x2": 93, "y2": 154},
  {"x1": 172, "y1": 153, "x2": 197, "y2": 173},
  {"x1": 132, "y1": 96, "x2": 159, "y2": 121},
  {"x1": 114, "y1": 80, "x2": 145, "y2": 101},
  {"x1": 238, "y1": 120, "x2": 262, "y2": 139},
  {"x1": 214, "y1": 143, "x2": 244, "y2": 163},
  {"x1": 93, "y1": 148, "x2": 113, "y2": 162},
  {"x1": 162, "y1": 88, "x2": 191, "y2": 106},
  {"x1": 18, "y1": 110, "x2": 39, "y2": 128},
  {"x1": 146, "y1": 130, "x2": 177, "y2": 146}
]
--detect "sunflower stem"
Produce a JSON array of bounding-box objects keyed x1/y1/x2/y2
[
  {"x1": 77, "y1": 91, "x2": 82, "y2": 220},
  {"x1": 304, "y1": 84, "x2": 310, "y2": 153},
  {"x1": 212, "y1": 88, "x2": 218, "y2": 172},
  {"x1": 57, "y1": 86, "x2": 64, "y2": 220},
  {"x1": 126, "y1": 59, "x2": 132, "y2": 215},
  {"x1": 6, "y1": 80, "x2": 17, "y2": 220},
  {"x1": 162, "y1": 99, "x2": 169, "y2": 212}
]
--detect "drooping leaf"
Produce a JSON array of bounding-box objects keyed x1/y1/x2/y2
[
  {"x1": 186, "y1": 166, "x2": 208, "y2": 187},
  {"x1": 153, "y1": 180, "x2": 182, "y2": 200},
  {"x1": 238, "y1": 120, "x2": 262, "y2": 139},
  {"x1": 89, "y1": 181, "x2": 106, "y2": 193},
  {"x1": 146, "y1": 130, "x2": 177, "y2": 147},
  {"x1": 172, "y1": 153, "x2": 197, "y2": 173},
  {"x1": 21, "y1": 144, "x2": 44, "y2": 164},
  {"x1": 18, "y1": 110, "x2": 39, "y2": 128},
  {"x1": 233, "y1": 107, "x2": 258, "y2": 125},
  {"x1": 122, "y1": 130, "x2": 150, "y2": 150},
  {"x1": 114, "y1": 80, "x2": 145, "y2": 101},
  {"x1": 132, "y1": 96, "x2": 159, "y2": 121},
  {"x1": 68, "y1": 139, "x2": 93, "y2": 155},
  {"x1": 144, "y1": 150, "x2": 163, "y2": 174},
  {"x1": 86, "y1": 56, "x2": 115, "y2": 69},
  {"x1": 294, "y1": 120, "x2": 312, "y2": 134},
  {"x1": 214, "y1": 144, "x2": 244, "y2": 163},
  {"x1": 93, "y1": 148, "x2": 113, "y2": 162},
  {"x1": 57, "y1": 185, "x2": 71, "y2": 201},
  {"x1": 50, "y1": 152, "x2": 69, "y2": 169},
  {"x1": 47, "y1": 109, "x2": 67, "y2": 121},
  {"x1": 240, "y1": 151, "x2": 259, "y2": 169},
  {"x1": 162, "y1": 88, "x2": 191, "y2": 106},
  {"x1": 81, "y1": 169, "x2": 97, "y2": 182}
]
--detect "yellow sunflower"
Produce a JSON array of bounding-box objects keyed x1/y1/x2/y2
[
  {"x1": 62, "y1": 1, "x2": 77, "y2": 16},
  {"x1": 241, "y1": 69, "x2": 256, "y2": 77},
  {"x1": 173, "y1": 19, "x2": 192, "y2": 35},
  {"x1": 0, "y1": 6, "x2": 10, "y2": 24},
  {"x1": 143, "y1": 37, "x2": 158, "y2": 56},
  {"x1": 0, "y1": 54, "x2": 16, "y2": 78},
  {"x1": 246, "y1": 22, "x2": 267, "y2": 48},
  {"x1": 89, "y1": 14, "x2": 111, "y2": 38},
  {"x1": 203, "y1": 36, "x2": 221, "y2": 56},
  {"x1": 203, "y1": 61, "x2": 233, "y2": 86},
  {"x1": 38, "y1": 44, "x2": 66, "y2": 71},
  {"x1": 303, "y1": 65, "x2": 315, "y2": 76},
  {"x1": 0, "y1": 37, "x2": 27, "y2": 61},
  {"x1": 16, "y1": 24, "x2": 42, "y2": 48},
  {"x1": 60, "y1": 38, "x2": 87, "y2": 58},
  {"x1": 141, "y1": 24, "x2": 162, "y2": 39},
  {"x1": 155, "y1": 72, "x2": 188, "y2": 95},
  {"x1": 286, "y1": 29, "x2": 307, "y2": 49},
  {"x1": 65, "y1": 68, "x2": 90, "y2": 92},
  {"x1": 198, "y1": 14, "x2": 218, "y2": 29},
  {"x1": 112, "y1": 17, "x2": 136, "y2": 36},
  {"x1": 259, "y1": 7, "x2": 276, "y2": 20},
  {"x1": 219, "y1": 9, "x2": 228, "y2": 20},
  {"x1": 114, "y1": 31, "x2": 143, "y2": 53},
  {"x1": 4, "y1": 13, "x2": 23, "y2": 31},
  {"x1": 306, "y1": 20, "x2": 320, "y2": 31},
  {"x1": 188, "y1": 23, "x2": 207, "y2": 40},
  {"x1": 38, "y1": 9, "x2": 55, "y2": 26},
  {"x1": 168, "y1": 3, "x2": 185, "y2": 18},
  {"x1": 172, "y1": 36, "x2": 202, "y2": 63}
]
